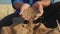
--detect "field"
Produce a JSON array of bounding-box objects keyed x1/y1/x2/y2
[{"x1": 0, "y1": 4, "x2": 15, "y2": 20}]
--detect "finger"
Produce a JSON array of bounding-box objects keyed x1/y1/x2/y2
[
  {"x1": 32, "y1": 3, "x2": 38, "y2": 9},
  {"x1": 20, "y1": 14, "x2": 29, "y2": 20},
  {"x1": 34, "y1": 17, "x2": 39, "y2": 20},
  {"x1": 20, "y1": 14, "x2": 25, "y2": 19},
  {"x1": 34, "y1": 16, "x2": 39, "y2": 20},
  {"x1": 38, "y1": 5, "x2": 44, "y2": 14},
  {"x1": 34, "y1": 13, "x2": 41, "y2": 20},
  {"x1": 19, "y1": 8, "x2": 24, "y2": 15}
]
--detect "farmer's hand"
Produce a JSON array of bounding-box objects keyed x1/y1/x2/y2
[
  {"x1": 32, "y1": 1, "x2": 44, "y2": 20},
  {"x1": 19, "y1": 3, "x2": 30, "y2": 20}
]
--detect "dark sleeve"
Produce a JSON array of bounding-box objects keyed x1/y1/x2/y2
[
  {"x1": 11, "y1": 0, "x2": 24, "y2": 5},
  {"x1": 11, "y1": 0, "x2": 24, "y2": 9}
]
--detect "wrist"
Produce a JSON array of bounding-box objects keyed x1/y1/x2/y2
[
  {"x1": 20, "y1": 3, "x2": 30, "y2": 10},
  {"x1": 40, "y1": 0, "x2": 51, "y2": 7},
  {"x1": 35, "y1": 1, "x2": 42, "y2": 6},
  {"x1": 22, "y1": 3, "x2": 30, "y2": 7}
]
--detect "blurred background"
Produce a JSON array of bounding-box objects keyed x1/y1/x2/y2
[
  {"x1": 0, "y1": 0, "x2": 11, "y2": 4},
  {"x1": 0, "y1": 0, "x2": 60, "y2": 4},
  {"x1": 0, "y1": 0, "x2": 15, "y2": 20},
  {"x1": 0, "y1": 0, "x2": 60, "y2": 20}
]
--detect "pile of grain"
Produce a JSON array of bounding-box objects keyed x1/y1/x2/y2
[{"x1": 1, "y1": 7, "x2": 60, "y2": 34}]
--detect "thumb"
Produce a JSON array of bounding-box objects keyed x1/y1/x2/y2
[
  {"x1": 34, "y1": 15, "x2": 39, "y2": 20},
  {"x1": 19, "y1": 8, "x2": 24, "y2": 15}
]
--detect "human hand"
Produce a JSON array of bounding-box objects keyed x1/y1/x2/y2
[
  {"x1": 32, "y1": 1, "x2": 44, "y2": 20},
  {"x1": 19, "y1": 3, "x2": 30, "y2": 20}
]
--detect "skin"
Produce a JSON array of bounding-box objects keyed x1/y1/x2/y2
[
  {"x1": 40, "y1": 0, "x2": 51, "y2": 7},
  {"x1": 13, "y1": 0, "x2": 51, "y2": 20},
  {"x1": 33, "y1": 0, "x2": 51, "y2": 20}
]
